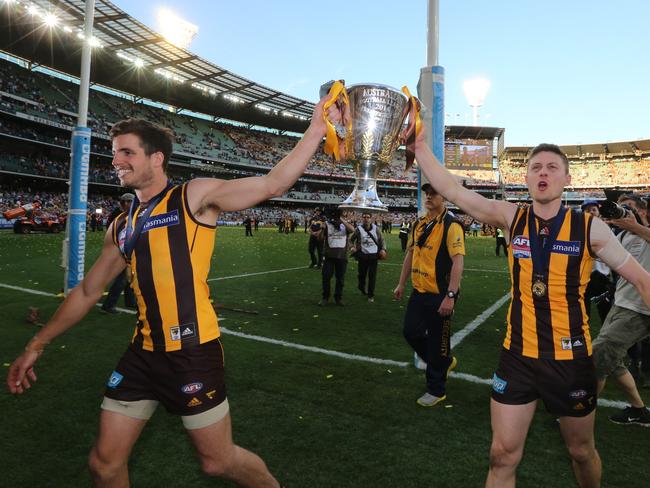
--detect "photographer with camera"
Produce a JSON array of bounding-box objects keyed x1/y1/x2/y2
[
  {"x1": 592, "y1": 193, "x2": 650, "y2": 425},
  {"x1": 319, "y1": 207, "x2": 354, "y2": 306},
  {"x1": 350, "y1": 212, "x2": 387, "y2": 303},
  {"x1": 582, "y1": 200, "x2": 614, "y2": 323}
]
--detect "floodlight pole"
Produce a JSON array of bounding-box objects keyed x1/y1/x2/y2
[
  {"x1": 63, "y1": 0, "x2": 95, "y2": 294},
  {"x1": 417, "y1": 0, "x2": 445, "y2": 214}
]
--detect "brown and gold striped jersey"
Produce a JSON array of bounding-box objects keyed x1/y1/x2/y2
[
  {"x1": 505, "y1": 205, "x2": 595, "y2": 360},
  {"x1": 112, "y1": 183, "x2": 219, "y2": 352}
]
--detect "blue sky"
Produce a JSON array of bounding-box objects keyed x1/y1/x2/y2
[{"x1": 112, "y1": 0, "x2": 650, "y2": 147}]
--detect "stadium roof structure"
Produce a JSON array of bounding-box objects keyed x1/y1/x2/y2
[
  {"x1": 445, "y1": 125, "x2": 504, "y2": 141},
  {"x1": 0, "y1": 0, "x2": 315, "y2": 132}
]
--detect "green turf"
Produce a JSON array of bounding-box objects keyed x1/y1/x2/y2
[{"x1": 0, "y1": 228, "x2": 648, "y2": 487}]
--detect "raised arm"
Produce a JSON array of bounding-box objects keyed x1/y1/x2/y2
[
  {"x1": 7, "y1": 224, "x2": 126, "y2": 394},
  {"x1": 415, "y1": 136, "x2": 517, "y2": 232},
  {"x1": 187, "y1": 96, "x2": 341, "y2": 220},
  {"x1": 590, "y1": 216, "x2": 650, "y2": 308}
]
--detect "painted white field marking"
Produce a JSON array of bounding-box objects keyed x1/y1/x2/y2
[
  {"x1": 220, "y1": 327, "x2": 408, "y2": 367},
  {"x1": 207, "y1": 266, "x2": 306, "y2": 282},
  {"x1": 0, "y1": 283, "x2": 225, "y2": 320},
  {"x1": 0, "y1": 283, "x2": 57, "y2": 297},
  {"x1": 0, "y1": 282, "x2": 626, "y2": 409},
  {"x1": 451, "y1": 293, "x2": 511, "y2": 348},
  {"x1": 382, "y1": 262, "x2": 509, "y2": 274}
]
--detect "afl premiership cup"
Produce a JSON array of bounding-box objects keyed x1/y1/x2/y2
[{"x1": 339, "y1": 84, "x2": 410, "y2": 213}]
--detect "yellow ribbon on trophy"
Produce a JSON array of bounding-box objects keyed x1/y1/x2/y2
[
  {"x1": 401, "y1": 86, "x2": 422, "y2": 171},
  {"x1": 322, "y1": 80, "x2": 350, "y2": 161}
]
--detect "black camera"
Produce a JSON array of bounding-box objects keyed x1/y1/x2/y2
[
  {"x1": 600, "y1": 200, "x2": 642, "y2": 224},
  {"x1": 324, "y1": 207, "x2": 341, "y2": 222},
  {"x1": 599, "y1": 200, "x2": 628, "y2": 220}
]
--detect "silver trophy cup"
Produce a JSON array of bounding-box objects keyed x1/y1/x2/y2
[{"x1": 339, "y1": 83, "x2": 410, "y2": 213}]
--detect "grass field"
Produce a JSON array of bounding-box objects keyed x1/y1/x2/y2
[{"x1": 0, "y1": 227, "x2": 648, "y2": 487}]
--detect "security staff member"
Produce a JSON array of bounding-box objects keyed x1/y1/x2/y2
[{"x1": 394, "y1": 183, "x2": 465, "y2": 407}]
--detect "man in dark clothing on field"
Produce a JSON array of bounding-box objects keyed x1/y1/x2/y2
[
  {"x1": 101, "y1": 193, "x2": 136, "y2": 313},
  {"x1": 319, "y1": 208, "x2": 354, "y2": 306},
  {"x1": 351, "y1": 212, "x2": 387, "y2": 303},
  {"x1": 308, "y1": 208, "x2": 325, "y2": 268}
]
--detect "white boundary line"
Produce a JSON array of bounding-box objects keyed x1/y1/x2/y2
[
  {"x1": 207, "y1": 266, "x2": 306, "y2": 282},
  {"x1": 382, "y1": 262, "x2": 509, "y2": 274},
  {"x1": 451, "y1": 293, "x2": 511, "y2": 348},
  {"x1": 220, "y1": 327, "x2": 408, "y2": 367},
  {"x1": 0, "y1": 282, "x2": 627, "y2": 410}
]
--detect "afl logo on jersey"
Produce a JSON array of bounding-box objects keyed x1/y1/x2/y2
[
  {"x1": 511, "y1": 235, "x2": 531, "y2": 259},
  {"x1": 118, "y1": 228, "x2": 127, "y2": 254}
]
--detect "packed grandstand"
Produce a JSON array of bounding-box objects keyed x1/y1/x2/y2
[{"x1": 0, "y1": 2, "x2": 649, "y2": 230}]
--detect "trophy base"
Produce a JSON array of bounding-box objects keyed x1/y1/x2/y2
[{"x1": 338, "y1": 178, "x2": 388, "y2": 213}]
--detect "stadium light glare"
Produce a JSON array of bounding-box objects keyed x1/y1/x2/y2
[
  {"x1": 43, "y1": 12, "x2": 58, "y2": 28},
  {"x1": 463, "y1": 78, "x2": 491, "y2": 126},
  {"x1": 63, "y1": 25, "x2": 73, "y2": 33},
  {"x1": 134, "y1": 58, "x2": 144, "y2": 68},
  {"x1": 88, "y1": 36, "x2": 102, "y2": 48},
  {"x1": 27, "y1": 4, "x2": 38, "y2": 15},
  {"x1": 156, "y1": 8, "x2": 198, "y2": 49}
]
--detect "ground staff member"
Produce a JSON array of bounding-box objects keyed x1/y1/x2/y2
[
  {"x1": 7, "y1": 94, "x2": 342, "y2": 488},
  {"x1": 394, "y1": 183, "x2": 465, "y2": 407},
  {"x1": 414, "y1": 138, "x2": 650, "y2": 488}
]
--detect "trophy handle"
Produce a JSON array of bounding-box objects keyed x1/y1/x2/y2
[
  {"x1": 322, "y1": 80, "x2": 350, "y2": 161},
  {"x1": 401, "y1": 86, "x2": 422, "y2": 171}
]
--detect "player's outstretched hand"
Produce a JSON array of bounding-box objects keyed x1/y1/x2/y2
[{"x1": 7, "y1": 351, "x2": 39, "y2": 394}]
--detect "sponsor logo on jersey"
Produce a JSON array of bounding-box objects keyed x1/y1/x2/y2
[
  {"x1": 107, "y1": 371, "x2": 124, "y2": 388},
  {"x1": 511, "y1": 235, "x2": 531, "y2": 259},
  {"x1": 170, "y1": 323, "x2": 196, "y2": 341},
  {"x1": 206, "y1": 390, "x2": 217, "y2": 400},
  {"x1": 118, "y1": 228, "x2": 127, "y2": 253},
  {"x1": 571, "y1": 336, "x2": 585, "y2": 348},
  {"x1": 569, "y1": 389, "x2": 588, "y2": 399},
  {"x1": 181, "y1": 323, "x2": 196, "y2": 339},
  {"x1": 492, "y1": 373, "x2": 508, "y2": 394},
  {"x1": 561, "y1": 337, "x2": 572, "y2": 350},
  {"x1": 551, "y1": 240, "x2": 581, "y2": 256},
  {"x1": 573, "y1": 402, "x2": 585, "y2": 410},
  {"x1": 181, "y1": 382, "x2": 203, "y2": 394},
  {"x1": 142, "y1": 210, "x2": 179, "y2": 232}
]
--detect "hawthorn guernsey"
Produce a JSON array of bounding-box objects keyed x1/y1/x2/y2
[{"x1": 510, "y1": 236, "x2": 581, "y2": 258}]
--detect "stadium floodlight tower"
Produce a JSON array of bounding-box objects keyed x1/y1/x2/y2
[
  {"x1": 63, "y1": 0, "x2": 95, "y2": 295},
  {"x1": 157, "y1": 8, "x2": 199, "y2": 49},
  {"x1": 463, "y1": 78, "x2": 491, "y2": 126},
  {"x1": 417, "y1": 0, "x2": 445, "y2": 214}
]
